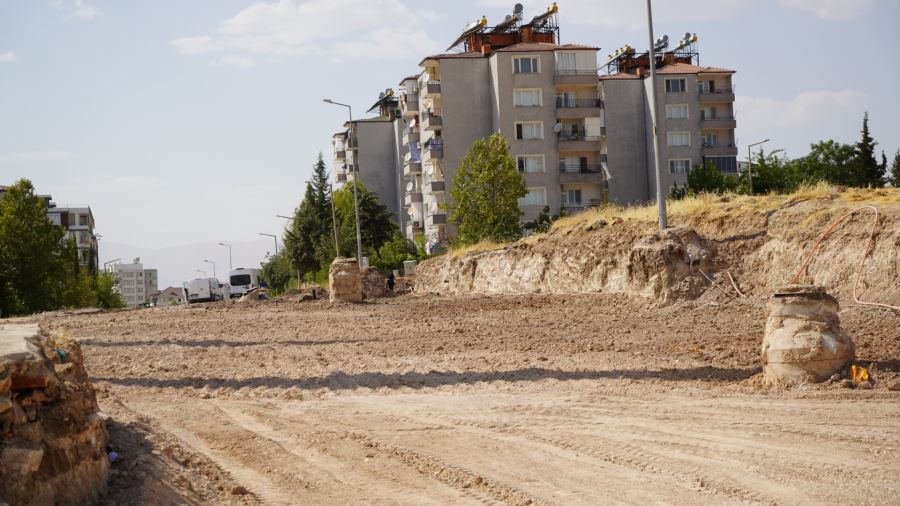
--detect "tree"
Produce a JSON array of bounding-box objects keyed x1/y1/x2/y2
[
  {"x1": 309, "y1": 153, "x2": 334, "y2": 242},
  {"x1": 889, "y1": 150, "x2": 900, "y2": 188},
  {"x1": 447, "y1": 132, "x2": 527, "y2": 245},
  {"x1": 685, "y1": 160, "x2": 740, "y2": 195},
  {"x1": 332, "y1": 181, "x2": 397, "y2": 257},
  {"x1": 851, "y1": 112, "x2": 883, "y2": 186},
  {"x1": 95, "y1": 272, "x2": 126, "y2": 308},
  {"x1": 0, "y1": 179, "x2": 67, "y2": 316},
  {"x1": 259, "y1": 249, "x2": 294, "y2": 294},
  {"x1": 797, "y1": 140, "x2": 857, "y2": 186},
  {"x1": 284, "y1": 183, "x2": 323, "y2": 277}
]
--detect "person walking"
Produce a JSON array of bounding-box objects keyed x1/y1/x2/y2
[{"x1": 387, "y1": 271, "x2": 396, "y2": 292}]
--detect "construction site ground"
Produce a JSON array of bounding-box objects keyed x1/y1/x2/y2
[{"x1": 29, "y1": 292, "x2": 900, "y2": 505}]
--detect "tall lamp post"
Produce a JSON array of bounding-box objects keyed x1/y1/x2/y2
[
  {"x1": 259, "y1": 233, "x2": 278, "y2": 256},
  {"x1": 747, "y1": 139, "x2": 770, "y2": 194},
  {"x1": 645, "y1": 0, "x2": 667, "y2": 230},
  {"x1": 218, "y1": 242, "x2": 232, "y2": 271},
  {"x1": 196, "y1": 269, "x2": 206, "y2": 278},
  {"x1": 203, "y1": 259, "x2": 216, "y2": 279},
  {"x1": 323, "y1": 98, "x2": 363, "y2": 262}
]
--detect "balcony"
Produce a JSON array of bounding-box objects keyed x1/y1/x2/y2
[
  {"x1": 401, "y1": 93, "x2": 419, "y2": 117},
  {"x1": 700, "y1": 115, "x2": 737, "y2": 129},
  {"x1": 554, "y1": 69, "x2": 599, "y2": 86},
  {"x1": 334, "y1": 149, "x2": 346, "y2": 160},
  {"x1": 558, "y1": 163, "x2": 607, "y2": 184},
  {"x1": 422, "y1": 81, "x2": 441, "y2": 98},
  {"x1": 428, "y1": 181, "x2": 445, "y2": 194},
  {"x1": 404, "y1": 190, "x2": 422, "y2": 206},
  {"x1": 702, "y1": 143, "x2": 739, "y2": 156},
  {"x1": 405, "y1": 220, "x2": 424, "y2": 237},
  {"x1": 558, "y1": 131, "x2": 602, "y2": 151},
  {"x1": 402, "y1": 129, "x2": 419, "y2": 146},
  {"x1": 403, "y1": 160, "x2": 422, "y2": 176},
  {"x1": 336, "y1": 173, "x2": 347, "y2": 182},
  {"x1": 561, "y1": 199, "x2": 605, "y2": 214},
  {"x1": 421, "y1": 110, "x2": 442, "y2": 131},
  {"x1": 425, "y1": 212, "x2": 447, "y2": 228},
  {"x1": 422, "y1": 138, "x2": 444, "y2": 162},
  {"x1": 699, "y1": 85, "x2": 735, "y2": 103}
]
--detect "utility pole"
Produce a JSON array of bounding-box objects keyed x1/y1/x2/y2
[
  {"x1": 218, "y1": 242, "x2": 232, "y2": 271},
  {"x1": 646, "y1": 0, "x2": 667, "y2": 230},
  {"x1": 747, "y1": 139, "x2": 770, "y2": 194},
  {"x1": 203, "y1": 259, "x2": 216, "y2": 279},
  {"x1": 324, "y1": 99, "x2": 363, "y2": 262},
  {"x1": 259, "y1": 233, "x2": 278, "y2": 256}
]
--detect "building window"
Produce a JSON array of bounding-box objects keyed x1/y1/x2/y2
[
  {"x1": 701, "y1": 107, "x2": 716, "y2": 120},
  {"x1": 517, "y1": 155, "x2": 545, "y2": 173},
  {"x1": 702, "y1": 132, "x2": 719, "y2": 147},
  {"x1": 555, "y1": 52, "x2": 576, "y2": 71},
  {"x1": 666, "y1": 104, "x2": 689, "y2": 120},
  {"x1": 561, "y1": 189, "x2": 583, "y2": 205},
  {"x1": 699, "y1": 80, "x2": 715, "y2": 93},
  {"x1": 513, "y1": 56, "x2": 539, "y2": 74},
  {"x1": 515, "y1": 122, "x2": 544, "y2": 140},
  {"x1": 665, "y1": 78, "x2": 687, "y2": 93},
  {"x1": 706, "y1": 156, "x2": 738, "y2": 173},
  {"x1": 669, "y1": 159, "x2": 691, "y2": 174},
  {"x1": 513, "y1": 89, "x2": 542, "y2": 107},
  {"x1": 519, "y1": 187, "x2": 546, "y2": 206},
  {"x1": 667, "y1": 131, "x2": 691, "y2": 147}
]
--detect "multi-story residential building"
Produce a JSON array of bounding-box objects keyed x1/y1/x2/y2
[
  {"x1": 398, "y1": 4, "x2": 607, "y2": 250},
  {"x1": 110, "y1": 260, "x2": 157, "y2": 307},
  {"x1": 332, "y1": 93, "x2": 403, "y2": 225},
  {"x1": 46, "y1": 205, "x2": 99, "y2": 271},
  {"x1": 600, "y1": 36, "x2": 737, "y2": 202}
]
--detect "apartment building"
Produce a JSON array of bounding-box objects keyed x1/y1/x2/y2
[
  {"x1": 110, "y1": 260, "x2": 158, "y2": 307},
  {"x1": 332, "y1": 93, "x2": 403, "y2": 225},
  {"x1": 46, "y1": 205, "x2": 99, "y2": 271},
  {"x1": 399, "y1": 4, "x2": 608, "y2": 250},
  {"x1": 600, "y1": 35, "x2": 737, "y2": 202}
]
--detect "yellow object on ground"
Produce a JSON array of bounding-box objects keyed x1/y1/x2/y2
[{"x1": 850, "y1": 365, "x2": 869, "y2": 383}]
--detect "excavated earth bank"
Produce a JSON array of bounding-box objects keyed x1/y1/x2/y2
[{"x1": 416, "y1": 191, "x2": 900, "y2": 305}]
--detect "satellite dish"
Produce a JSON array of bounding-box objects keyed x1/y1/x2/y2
[
  {"x1": 504, "y1": 14, "x2": 512, "y2": 21},
  {"x1": 553, "y1": 123, "x2": 563, "y2": 133},
  {"x1": 514, "y1": 3, "x2": 523, "y2": 15},
  {"x1": 379, "y1": 92, "x2": 385, "y2": 99}
]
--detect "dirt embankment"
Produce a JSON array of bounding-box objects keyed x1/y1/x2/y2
[{"x1": 415, "y1": 189, "x2": 900, "y2": 305}]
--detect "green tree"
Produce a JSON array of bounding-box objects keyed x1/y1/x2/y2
[
  {"x1": 851, "y1": 112, "x2": 883, "y2": 186},
  {"x1": 0, "y1": 179, "x2": 67, "y2": 316},
  {"x1": 797, "y1": 140, "x2": 857, "y2": 186},
  {"x1": 889, "y1": 150, "x2": 900, "y2": 188},
  {"x1": 309, "y1": 153, "x2": 334, "y2": 242},
  {"x1": 332, "y1": 181, "x2": 397, "y2": 258},
  {"x1": 686, "y1": 161, "x2": 740, "y2": 195},
  {"x1": 259, "y1": 249, "x2": 294, "y2": 294},
  {"x1": 284, "y1": 183, "x2": 323, "y2": 277},
  {"x1": 95, "y1": 272, "x2": 126, "y2": 308},
  {"x1": 447, "y1": 132, "x2": 527, "y2": 245}
]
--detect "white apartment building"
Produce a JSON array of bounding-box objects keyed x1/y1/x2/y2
[{"x1": 111, "y1": 260, "x2": 158, "y2": 307}]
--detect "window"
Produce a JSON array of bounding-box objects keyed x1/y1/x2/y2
[
  {"x1": 699, "y1": 80, "x2": 715, "y2": 93},
  {"x1": 560, "y1": 156, "x2": 588, "y2": 173},
  {"x1": 513, "y1": 56, "x2": 539, "y2": 74},
  {"x1": 706, "y1": 156, "x2": 738, "y2": 173},
  {"x1": 556, "y1": 91, "x2": 576, "y2": 107},
  {"x1": 665, "y1": 78, "x2": 686, "y2": 93},
  {"x1": 666, "y1": 104, "x2": 689, "y2": 120},
  {"x1": 513, "y1": 89, "x2": 542, "y2": 107},
  {"x1": 556, "y1": 52, "x2": 576, "y2": 71},
  {"x1": 519, "y1": 187, "x2": 546, "y2": 206},
  {"x1": 701, "y1": 107, "x2": 715, "y2": 120},
  {"x1": 561, "y1": 189, "x2": 583, "y2": 205},
  {"x1": 515, "y1": 122, "x2": 544, "y2": 140},
  {"x1": 667, "y1": 131, "x2": 690, "y2": 147},
  {"x1": 669, "y1": 159, "x2": 691, "y2": 174},
  {"x1": 517, "y1": 155, "x2": 545, "y2": 173},
  {"x1": 702, "y1": 132, "x2": 719, "y2": 147}
]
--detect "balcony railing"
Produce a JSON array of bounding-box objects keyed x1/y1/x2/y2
[
  {"x1": 558, "y1": 133, "x2": 602, "y2": 142},
  {"x1": 556, "y1": 98, "x2": 602, "y2": 108},
  {"x1": 423, "y1": 138, "x2": 443, "y2": 150},
  {"x1": 699, "y1": 85, "x2": 735, "y2": 94},
  {"x1": 700, "y1": 114, "x2": 736, "y2": 121},
  {"x1": 559, "y1": 163, "x2": 602, "y2": 174},
  {"x1": 554, "y1": 69, "x2": 598, "y2": 76}
]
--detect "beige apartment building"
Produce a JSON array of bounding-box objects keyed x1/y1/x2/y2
[
  {"x1": 110, "y1": 260, "x2": 158, "y2": 307},
  {"x1": 600, "y1": 36, "x2": 737, "y2": 202}
]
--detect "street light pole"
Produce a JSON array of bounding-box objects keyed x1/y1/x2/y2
[
  {"x1": 218, "y1": 242, "x2": 232, "y2": 271},
  {"x1": 645, "y1": 0, "x2": 667, "y2": 230},
  {"x1": 203, "y1": 259, "x2": 216, "y2": 279},
  {"x1": 259, "y1": 233, "x2": 278, "y2": 256},
  {"x1": 747, "y1": 139, "x2": 771, "y2": 194},
  {"x1": 324, "y1": 98, "x2": 363, "y2": 262},
  {"x1": 196, "y1": 269, "x2": 206, "y2": 278}
]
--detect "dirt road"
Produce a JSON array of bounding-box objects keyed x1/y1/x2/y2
[{"x1": 33, "y1": 293, "x2": 900, "y2": 505}]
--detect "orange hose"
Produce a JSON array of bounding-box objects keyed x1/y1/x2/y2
[{"x1": 788, "y1": 206, "x2": 899, "y2": 311}]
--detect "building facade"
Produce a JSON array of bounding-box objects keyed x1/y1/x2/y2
[
  {"x1": 46, "y1": 205, "x2": 99, "y2": 271},
  {"x1": 111, "y1": 260, "x2": 158, "y2": 307}
]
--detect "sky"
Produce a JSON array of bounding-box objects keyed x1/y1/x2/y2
[{"x1": 2, "y1": 0, "x2": 899, "y2": 287}]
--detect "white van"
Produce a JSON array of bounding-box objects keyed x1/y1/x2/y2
[
  {"x1": 228, "y1": 268, "x2": 260, "y2": 298},
  {"x1": 188, "y1": 277, "x2": 224, "y2": 303}
]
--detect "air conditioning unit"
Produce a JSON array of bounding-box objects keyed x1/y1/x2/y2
[{"x1": 413, "y1": 221, "x2": 421, "y2": 228}]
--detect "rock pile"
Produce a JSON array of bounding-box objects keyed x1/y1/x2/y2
[
  {"x1": 0, "y1": 324, "x2": 109, "y2": 505},
  {"x1": 329, "y1": 258, "x2": 362, "y2": 302},
  {"x1": 361, "y1": 267, "x2": 388, "y2": 299}
]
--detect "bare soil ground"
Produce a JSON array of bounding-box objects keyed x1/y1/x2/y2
[{"x1": 28, "y1": 292, "x2": 900, "y2": 505}]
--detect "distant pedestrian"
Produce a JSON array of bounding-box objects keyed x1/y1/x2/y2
[{"x1": 387, "y1": 271, "x2": 396, "y2": 292}]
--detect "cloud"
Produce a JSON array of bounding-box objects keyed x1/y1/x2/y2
[
  {"x1": 736, "y1": 89, "x2": 869, "y2": 156},
  {"x1": 0, "y1": 50, "x2": 15, "y2": 63},
  {"x1": 171, "y1": 0, "x2": 440, "y2": 62},
  {"x1": 0, "y1": 150, "x2": 76, "y2": 164},
  {"x1": 73, "y1": 0, "x2": 102, "y2": 19},
  {"x1": 776, "y1": 0, "x2": 873, "y2": 20},
  {"x1": 480, "y1": 0, "x2": 755, "y2": 30},
  {"x1": 210, "y1": 55, "x2": 255, "y2": 68}
]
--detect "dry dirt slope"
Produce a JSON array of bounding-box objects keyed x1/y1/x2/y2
[
  {"x1": 24, "y1": 288, "x2": 900, "y2": 505},
  {"x1": 415, "y1": 187, "x2": 900, "y2": 306}
]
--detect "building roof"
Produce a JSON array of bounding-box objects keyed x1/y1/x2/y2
[
  {"x1": 398, "y1": 74, "x2": 421, "y2": 84},
  {"x1": 419, "y1": 52, "x2": 483, "y2": 66},
  {"x1": 599, "y1": 72, "x2": 641, "y2": 81},
  {"x1": 656, "y1": 62, "x2": 735, "y2": 74},
  {"x1": 343, "y1": 116, "x2": 392, "y2": 128},
  {"x1": 495, "y1": 42, "x2": 598, "y2": 52}
]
